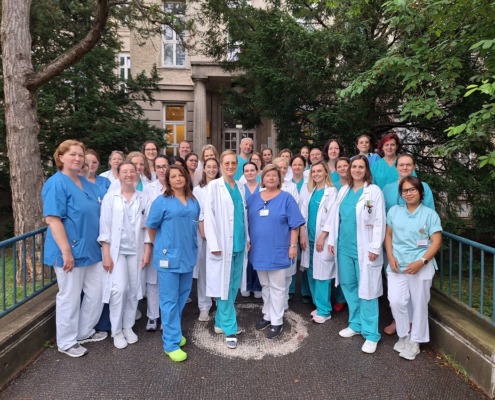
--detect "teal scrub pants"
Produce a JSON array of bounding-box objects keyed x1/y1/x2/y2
[
  {"x1": 215, "y1": 251, "x2": 244, "y2": 336},
  {"x1": 307, "y1": 242, "x2": 331, "y2": 317},
  {"x1": 338, "y1": 253, "x2": 381, "y2": 342},
  {"x1": 331, "y1": 281, "x2": 346, "y2": 304}
]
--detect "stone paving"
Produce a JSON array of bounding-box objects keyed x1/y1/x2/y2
[{"x1": 0, "y1": 284, "x2": 489, "y2": 400}]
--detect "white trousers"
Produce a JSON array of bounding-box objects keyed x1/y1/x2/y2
[
  {"x1": 109, "y1": 254, "x2": 139, "y2": 334},
  {"x1": 54, "y1": 262, "x2": 103, "y2": 350},
  {"x1": 146, "y1": 283, "x2": 160, "y2": 320},
  {"x1": 387, "y1": 264, "x2": 434, "y2": 343},
  {"x1": 258, "y1": 269, "x2": 287, "y2": 326},
  {"x1": 196, "y1": 250, "x2": 212, "y2": 312}
]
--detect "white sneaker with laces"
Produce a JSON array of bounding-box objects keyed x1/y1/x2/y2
[
  {"x1": 400, "y1": 340, "x2": 420, "y2": 360},
  {"x1": 393, "y1": 336, "x2": 410, "y2": 353},
  {"x1": 113, "y1": 332, "x2": 128, "y2": 349},
  {"x1": 58, "y1": 344, "x2": 88, "y2": 358},
  {"x1": 339, "y1": 327, "x2": 360, "y2": 338},
  {"x1": 123, "y1": 328, "x2": 138, "y2": 344},
  {"x1": 361, "y1": 340, "x2": 378, "y2": 354}
]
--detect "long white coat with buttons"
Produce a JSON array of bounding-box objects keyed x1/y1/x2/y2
[
  {"x1": 98, "y1": 190, "x2": 149, "y2": 303},
  {"x1": 204, "y1": 177, "x2": 249, "y2": 300},
  {"x1": 300, "y1": 186, "x2": 338, "y2": 280},
  {"x1": 324, "y1": 183, "x2": 386, "y2": 300}
]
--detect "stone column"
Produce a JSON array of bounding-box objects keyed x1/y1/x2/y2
[{"x1": 192, "y1": 76, "x2": 207, "y2": 153}]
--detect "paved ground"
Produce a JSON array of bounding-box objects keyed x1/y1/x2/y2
[{"x1": 0, "y1": 281, "x2": 489, "y2": 400}]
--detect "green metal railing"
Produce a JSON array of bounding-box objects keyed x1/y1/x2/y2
[
  {"x1": 0, "y1": 227, "x2": 55, "y2": 318},
  {"x1": 435, "y1": 232, "x2": 495, "y2": 326}
]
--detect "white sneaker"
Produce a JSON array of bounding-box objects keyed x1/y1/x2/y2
[
  {"x1": 339, "y1": 327, "x2": 360, "y2": 338},
  {"x1": 123, "y1": 328, "x2": 138, "y2": 344},
  {"x1": 361, "y1": 340, "x2": 378, "y2": 354},
  {"x1": 58, "y1": 344, "x2": 88, "y2": 358},
  {"x1": 198, "y1": 310, "x2": 210, "y2": 322},
  {"x1": 240, "y1": 291, "x2": 251, "y2": 297},
  {"x1": 146, "y1": 318, "x2": 158, "y2": 331},
  {"x1": 135, "y1": 309, "x2": 142, "y2": 321},
  {"x1": 113, "y1": 332, "x2": 128, "y2": 349},
  {"x1": 186, "y1": 297, "x2": 192, "y2": 304},
  {"x1": 400, "y1": 340, "x2": 420, "y2": 360},
  {"x1": 253, "y1": 291, "x2": 262, "y2": 299},
  {"x1": 312, "y1": 314, "x2": 331, "y2": 324},
  {"x1": 393, "y1": 336, "x2": 410, "y2": 353}
]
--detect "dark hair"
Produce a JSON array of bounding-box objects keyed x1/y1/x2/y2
[
  {"x1": 85, "y1": 149, "x2": 100, "y2": 163},
  {"x1": 347, "y1": 155, "x2": 372, "y2": 187},
  {"x1": 323, "y1": 138, "x2": 344, "y2": 161},
  {"x1": 155, "y1": 155, "x2": 171, "y2": 165},
  {"x1": 199, "y1": 158, "x2": 221, "y2": 188},
  {"x1": 243, "y1": 161, "x2": 258, "y2": 172},
  {"x1": 117, "y1": 161, "x2": 137, "y2": 174},
  {"x1": 185, "y1": 152, "x2": 199, "y2": 172},
  {"x1": 164, "y1": 165, "x2": 194, "y2": 199},
  {"x1": 141, "y1": 140, "x2": 159, "y2": 156},
  {"x1": 399, "y1": 176, "x2": 424, "y2": 202},
  {"x1": 279, "y1": 148, "x2": 293, "y2": 158},
  {"x1": 336, "y1": 156, "x2": 350, "y2": 169},
  {"x1": 171, "y1": 155, "x2": 185, "y2": 166},
  {"x1": 290, "y1": 154, "x2": 307, "y2": 167},
  {"x1": 396, "y1": 153, "x2": 415, "y2": 167},
  {"x1": 377, "y1": 132, "x2": 402, "y2": 156},
  {"x1": 249, "y1": 152, "x2": 264, "y2": 169}
]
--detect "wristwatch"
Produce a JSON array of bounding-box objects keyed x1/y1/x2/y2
[{"x1": 420, "y1": 257, "x2": 428, "y2": 265}]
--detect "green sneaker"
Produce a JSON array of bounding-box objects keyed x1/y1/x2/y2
[
  {"x1": 179, "y1": 336, "x2": 186, "y2": 347},
  {"x1": 165, "y1": 348, "x2": 187, "y2": 362}
]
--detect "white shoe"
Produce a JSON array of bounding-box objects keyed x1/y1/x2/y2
[
  {"x1": 393, "y1": 336, "x2": 410, "y2": 353},
  {"x1": 186, "y1": 297, "x2": 192, "y2": 304},
  {"x1": 361, "y1": 340, "x2": 378, "y2": 354},
  {"x1": 339, "y1": 327, "x2": 360, "y2": 338},
  {"x1": 146, "y1": 318, "x2": 158, "y2": 331},
  {"x1": 113, "y1": 332, "x2": 128, "y2": 349},
  {"x1": 58, "y1": 344, "x2": 88, "y2": 358},
  {"x1": 198, "y1": 310, "x2": 210, "y2": 322},
  {"x1": 240, "y1": 291, "x2": 251, "y2": 297},
  {"x1": 400, "y1": 340, "x2": 420, "y2": 360},
  {"x1": 123, "y1": 328, "x2": 138, "y2": 344},
  {"x1": 135, "y1": 309, "x2": 142, "y2": 321},
  {"x1": 253, "y1": 291, "x2": 262, "y2": 299}
]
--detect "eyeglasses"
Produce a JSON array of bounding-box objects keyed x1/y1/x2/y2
[
  {"x1": 401, "y1": 187, "x2": 418, "y2": 195},
  {"x1": 188, "y1": 159, "x2": 198, "y2": 163},
  {"x1": 155, "y1": 165, "x2": 168, "y2": 170},
  {"x1": 145, "y1": 148, "x2": 157, "y2": 152}
]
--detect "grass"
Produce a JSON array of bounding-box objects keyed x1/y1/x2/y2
[{"x1": 437, "y1": 353, "x2": 469, "y2": 381}]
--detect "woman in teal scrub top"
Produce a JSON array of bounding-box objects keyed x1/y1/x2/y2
[
  {"x1": 371, "y1": 133, "x2": 404, "y2": 189},
  {"x1": 323, "y1": 138, "x2": 344, "y2": 187}
]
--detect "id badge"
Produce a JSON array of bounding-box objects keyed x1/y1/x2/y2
[
  {"x1": 260, "y1": 209, "x2": 269, "y2": 217},
  {"x1": 159, "y1": 259, "x2": 169, "y2": 268},
  {"x1": 417, "y1": 239, "x2": 428, "y2": 248}
]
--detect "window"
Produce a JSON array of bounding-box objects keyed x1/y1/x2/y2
[
  {"x1": 118, "y1": 53, "x2": 131, "y2": 91},
  {"x1": 163, "y1": 1, "x2": 186, "y2": 67},
  {"x1": 164, "y1": 105, "x2": 186, "y2": 156},
  {"x1": 223, "y1": 129, "x2": 256, "y2": 151}
]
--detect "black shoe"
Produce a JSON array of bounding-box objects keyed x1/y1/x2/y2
[
  {"x1": 256, "y1": 319, "x2": 271, "y2": 331},
  {"x1": 267, "y1": 324, "x2": 283, "y2": 339},
  {"x1": 288, "y1": 293, "x2": 294, "y2": 300},
  {"x1": 302, "y1": 296, "x2": 312, "y2": 304}
]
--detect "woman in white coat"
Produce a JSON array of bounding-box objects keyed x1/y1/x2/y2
[
  {"x1": 326, "y1": 155, "x2": 385, "y2": 354},
  {"x1": 98, "y1": 161, "x2": 149, "y2": 349},
  {"x1": 204, "y1": 150, "x2": 249, "y2": 350},
  {"x1": 299, "y1": 161, "x2": 338, "y2": 323},
  {"x1": 193, "y1": 157, "x2": 221, "y2": 322}
]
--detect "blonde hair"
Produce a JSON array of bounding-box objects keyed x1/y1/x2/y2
[
  {"x1": 260, "y1": 164, "x2": 282, "y2": 189},
  {"x1": 126, "y1": 151, "x2": 151, "y2": 180},
  {"x1": 272, "y1": 157, "x2": 289, "y2": 167},
  {"x1": 54, "y1": 140, "x2": 86, "y2": 170},
  {"x1": 307, "y1": 161, "x2": 332, "y2": 192},
  {"x1": 201, "y1": 144, "x2": 220, "y2": 164}
]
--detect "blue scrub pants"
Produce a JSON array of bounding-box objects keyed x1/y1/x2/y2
[
  {"x1": 215, "y1": 251, "x2": 244, "y2": 336},
  {"x1": 307, "y1": 242, "x2": 331, "y2": 317},
  {"x1": 338, "y1": 253, "x2": 381, "y2": 342},
  {"x1": 158, "y1": 270, "x2": 193, "y2": 352},
  {"x1": 245, "y1": 260, "x2": 261, "y2": 292}
]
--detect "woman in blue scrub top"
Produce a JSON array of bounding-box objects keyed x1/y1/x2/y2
[
  {"x1": 385, "y1": 176, "x2": 442, "y2": 360},
  {"x1": 204, "y1": 151, "x2": 249, "y2": 350},
  {"x1": 42, "y1": 140, "x2": 107, "y2": 358},
  {"x1": 299, "y1": 161, "x2": 337, "y2": 323},
  {"x1": 352, "y1": 134, "x2": 381, "y2": 169},
  {"x1": 323, "y1": 138, "x2": 344, "y2": 187},
  {"x1": 327, "y1": 155, "x2": 386, "y2": 354},
  {"x1": 240, "y1": 162, "x2": 262, "y2": 298},
  {"x1": 146, "y1": 165, "x2": 200, "y2": 362},
  {"x1": 248, "y1": 164, "x2": 305, "y2": 338}
]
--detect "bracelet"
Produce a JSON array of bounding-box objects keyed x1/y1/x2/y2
[{"x1": 290, "y1": 244, "x2": 297, "y2": 248}]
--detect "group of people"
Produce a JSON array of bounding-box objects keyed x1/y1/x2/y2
[{"x1": 42, "y1": 132, "x2": 442, "y2": 363}]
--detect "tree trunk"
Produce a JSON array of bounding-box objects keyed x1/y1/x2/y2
[{"x1": 2, "y1": 0, "x2": 45, "y2": 283}]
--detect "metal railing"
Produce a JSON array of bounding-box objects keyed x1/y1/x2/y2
[
  {"x1": 0, "y1": 227, "x2": 55, "y2": 318},
  {"x1": 435, "y1": 232, "x2": 495, "y2": 326}
]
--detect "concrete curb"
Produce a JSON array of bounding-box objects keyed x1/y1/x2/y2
[
  {"x1": 0, "y1": 285, "x2": 57, "y2": 391},
  {"x1": 429, "y1": 289, "x2": 495, "y2": 398}
]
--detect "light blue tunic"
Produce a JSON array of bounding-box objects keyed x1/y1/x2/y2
[
  {"x1": 386, "y1": 204, "x2": 442, "y2": 272},
  {"x1": 352, "y1": 153, "x2": 381, "y2": 168},
  {"x1": 226, "y1": 182, "x2": 246, "y2": 252},
  {"x1": 147, "y1": 196, "x2": 200, "y2": 272},
  {"x1": 308, "y1": 188, "x2": 324, "y2": 242},
  {"x1": 42, "y1": 171, "x2": 102, "y2": 267},
  {"x1": 382, "y1": 181, "x2": 435, "y2": 213},
  {"x1": 338, "y1": 187, "x2": 364, "y2": 259}
]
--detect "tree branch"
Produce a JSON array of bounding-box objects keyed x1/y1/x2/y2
[{"x1": 25, "y1": 0, "x2": 111, "y2": 91}]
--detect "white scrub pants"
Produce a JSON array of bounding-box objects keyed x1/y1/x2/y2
[
  {"x1": 54, "y1": 262, "x2": 103, "y2": 350},
  {"x1": 387, "y1": 264, "x2": 434, "y2": 343},
  {"x1": 196, "y1": 244, "x2": 212, "y2": 312},
  {"x1": 258, "y1": 269, "x2": 286, "y2": 326},
  {"x1": 146, "y1": 283, "x2": 160, "y2": 320},
  {"x1": 109, "y1": 254, "x2": 139, "y2": 335}
]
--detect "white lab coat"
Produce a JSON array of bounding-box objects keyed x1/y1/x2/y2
[
  {"x1": 300, "y1": 186, "x2": 338, "y2": 280},
  {"x1": 281, "y1": 180, "x2": 299, "y2": 204},
  {"x1": 204, "y1": 177, "x2": 249, "y2": 300},
  {"x1": 192, "y1": 185, "x2": 207, "y2": 280},
  {"x1": 98, "y1": 190, "x2": 149, "y2": 303},
  {"x1": 325, "y1": 183, "x2": 385, "y2": 300}
]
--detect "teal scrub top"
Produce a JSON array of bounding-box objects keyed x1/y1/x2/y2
[
  {"x1": 226, "y1": 182, "x2": 246, "y2": 252},
  {"x1": 338, "y1": 187, "x2": 364, "y2": 258},
  {"x1": 292, "y1": 177, "x2": 305, "y2": 193},
  {"x1": 234, "y1": 155, "x2": 249, "y2": 181},
  {"x1": 331, "y1": 171, "x2": 340, "y2": 187},
  {"x1": 386, "y1": 204, "x2": 442, "y2": 272},
  {"x1": 308, "y1": 188, "x2": 324, "y2": 242},
  {"x1": 383, "y1": 181, "x2": 435, "y2": 213},
  {"x1": 333, "y1": 180, "x2": 343, "y2": 191},
  {"x1": 371, "y1": 158, "x2": 417, "y2": 190}
]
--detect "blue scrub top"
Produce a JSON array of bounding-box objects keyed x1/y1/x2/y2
[
  {"x1": 94, "y1": 175, "x2": 111, "y2": 201},
  {"x1": 42, "y1": 171, "x2": 102, "y2": 267},
  {"x1": 147, "y1": 195, "x2": 200, "y2": 272},
  {"x1": 338, "y1": 187, "x2": 364, "y2": 259},
  {"x1": 234, "y1": 155, "x2": 249, "y2": 181},
  {"x1": 308, "y1": 188, "x2": 324, "y2": 242},
  {"x1": 226, "y1": 182, "x2": 246, "y2": 252},
  {"x1": 292, "y1": 177, "x2": 305, "y2": 193},
  {"x1": 383, "y1": 181, "x2": 435, "y2": 213},
  {"x1": 351, "y1": 153, "x2": 381, "y2": 168},
  {"x1": 247, "y1": 191, "x2": 305, "y2": 270},
  {"x1": 387, "y1": 204, "x2": 442, "y2": 271},
  {"x1": 371, "y1": 158, "x2": 417, "y2": 190},
  {"x1": 244, "y1": 183, "x2": 260, "y2": 202},
  {"x1": 333, "y1": 180, "x2": 343, "y2": 191}
]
